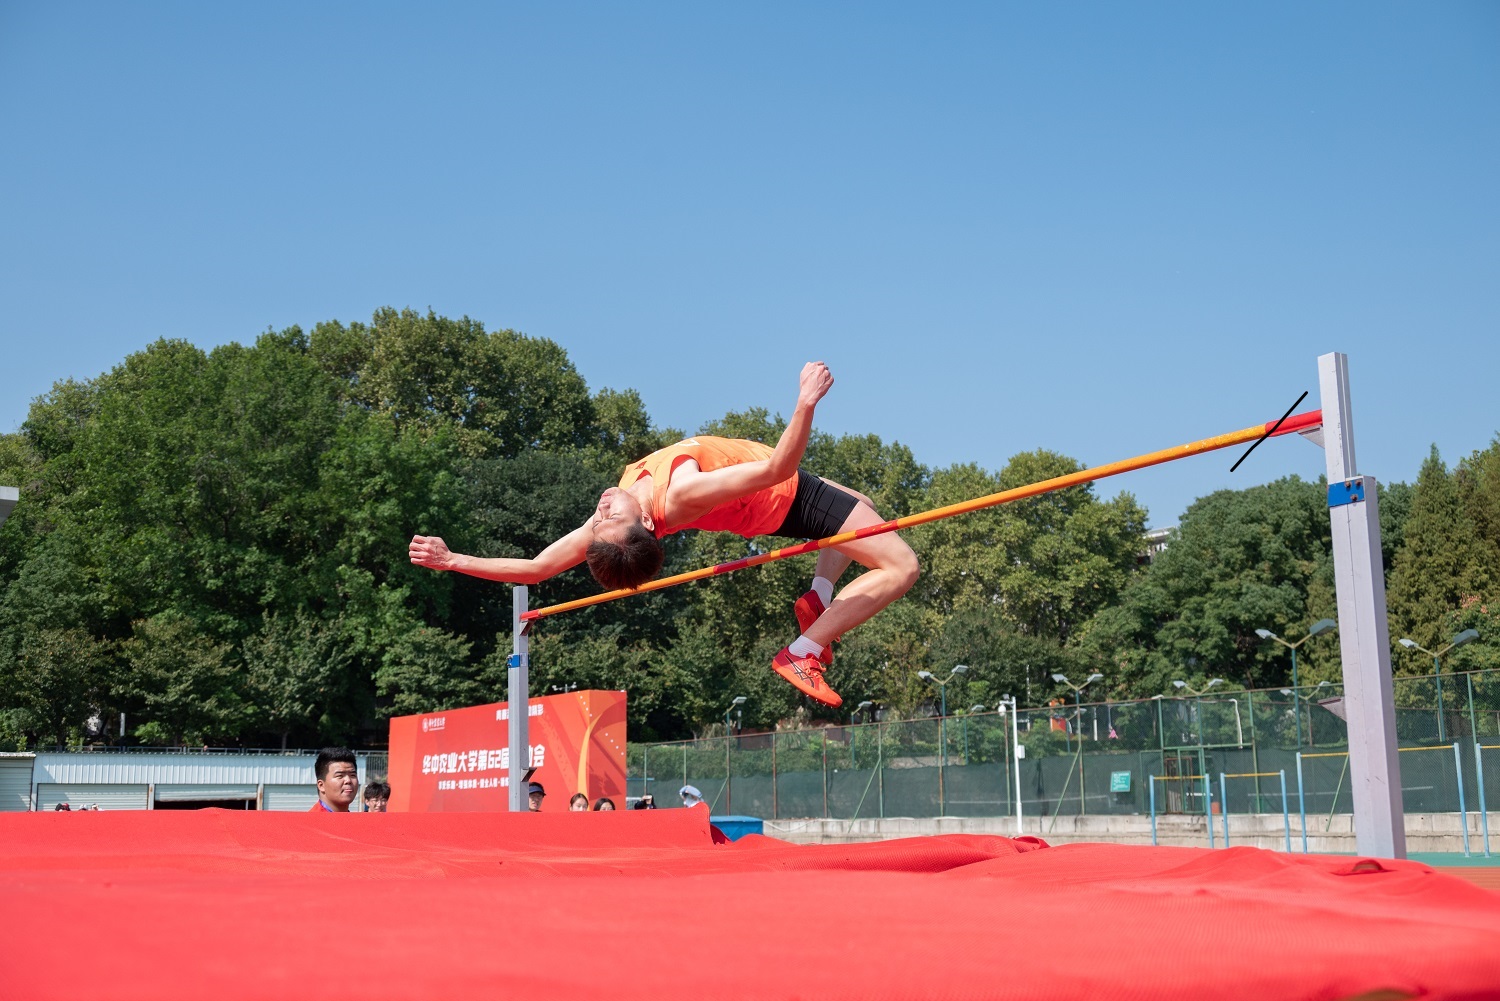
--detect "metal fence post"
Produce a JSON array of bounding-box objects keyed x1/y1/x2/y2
[
  {"x1": 1475, "y1": 742, "x2": 1490, "y2": 858},
  {"x1": 1296, "y1": 752, "x2": 1308, "y2": 853},
  {"x1": 1220, "y1": 773, "x2": 1230, "y2": 847},
  {"x1": 1150, "y1": 776, "x2": 1157, "y2": 846},
  {"x1": 1280, "y1": 770, "x2": 1291, "y2": 853},
  {"x1": 1453, "y1": 742, "x2": 1470, "y2": 858},
  {"x1": 1204, "y1": 774, "x2": 1214, "y2": 849}
]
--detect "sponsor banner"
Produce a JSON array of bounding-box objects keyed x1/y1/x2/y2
[{"x1": 387, "y1": 690, "x2": 627, "y2": 812}]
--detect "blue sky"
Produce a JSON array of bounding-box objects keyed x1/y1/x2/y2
[{"x1": 2, "y1": 2, "x2": 1496, "y2": 527}]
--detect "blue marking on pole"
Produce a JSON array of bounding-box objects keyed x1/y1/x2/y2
[
  {"x1": 1453, "y1": 742, "x2": 1471, "y2": 858},
  {"x1": 1327, "y1": 479, "x2": 1365, "y2": 508},
  {"x1": 507, "y1": 654, "x2": 522, "y2": 669}
]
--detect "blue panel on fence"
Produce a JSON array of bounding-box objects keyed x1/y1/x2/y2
[{"x1": 710, "y1": 816, "x2": 764, "y2": 841}]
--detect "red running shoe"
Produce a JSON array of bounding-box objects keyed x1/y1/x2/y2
[
  {"x1": 771, "y1": 647, "x2": 843, "y2": 708},
  {"x1": 793, "y1": 590, "x2": 835, "y2": 666}
]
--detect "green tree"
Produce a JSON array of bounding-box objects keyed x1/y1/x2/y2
[
  {"x1": 1073, "y1": 476, "x2": 1337, "y2": 696},
  {"x1": 122, "y1": 612, "x2": 244, "y2": 745},
  {"x1": 308, "y1": 308, "x2": 597, "y2": 459},
  {"x1": 910, "y1": 451, "x2": 1146, "y2": 644},
  {"x1": 1387, "y1": 446, "x2": 1498, "y2": 657},
  {"x1": 5, "y1": 628, "x2": 114, "y2": 748},
  {"x1": 242, "y1": 611, "x2": 353, "y2": 749}
]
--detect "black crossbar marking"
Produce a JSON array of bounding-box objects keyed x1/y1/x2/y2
[{"x1": 1230, "y1": 391, "x2": 1307, "y2": 473}]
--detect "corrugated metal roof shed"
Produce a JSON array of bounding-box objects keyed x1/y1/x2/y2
[
  {"x1": 32, "y1": 753, "x2": 367, "y2": 786},
  {"x1": 0, "y1": 754, "x2": 35, "y2": 811}
]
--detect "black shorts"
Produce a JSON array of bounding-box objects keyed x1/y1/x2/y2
[{"x1": 773, "y1": 470, "x2": 861, "y2": 540}]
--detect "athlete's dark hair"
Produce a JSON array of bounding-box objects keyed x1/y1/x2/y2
[
  {"x1": 315, "y1": 747, "x2": 357, "y2": 782},
  {"x1": 586, "y1": 523, "x2": 665, "y2": 589}
]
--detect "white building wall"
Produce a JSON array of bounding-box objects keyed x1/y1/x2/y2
[
  {"x1": 20, "y1": 752, "x2": 370, "y2": 811},
  {"x1": 0, "y1": 755, "x2": 35, "y2": 811}
]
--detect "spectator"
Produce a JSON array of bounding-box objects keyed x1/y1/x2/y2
[
  {"x1": 527, "y1": 781, "x2": 546, "y2": 812},
  {"x1": 632, "y1": 794, "x2": 656, "y2": 810},
  {"x1": 592, "y1": 797, "x2": 616, "y2": 811},
  {"x1": 680, "y1": 785, "x2": 705, "y2": 809},
  {"x1": 53, "y1": 802, "x2": 71, "y2": 811},
  {"x1": 310, "y1": 747, "x2": 359, "y2": 813},
  {"x1": 362, "y1": 780, "x2": 391, "y2": 813},
  {"x1": 568, "y1": 793, "x2": 589, "y2": 812}
]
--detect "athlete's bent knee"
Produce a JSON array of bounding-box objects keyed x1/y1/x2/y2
[{"x1": 891, "y1": 548, "x2": 919, "y2": 593}]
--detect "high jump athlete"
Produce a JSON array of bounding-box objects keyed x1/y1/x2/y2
[{"x1": 408, "y1": 362, "x2": 918, "y2": 708}]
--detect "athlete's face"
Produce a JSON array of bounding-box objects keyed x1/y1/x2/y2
[{"x1": 591, "y1": 487, "x2": 646, "y2": 542}]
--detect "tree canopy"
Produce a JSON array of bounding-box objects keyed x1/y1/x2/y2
[{"x1": 0, "y1": 310, "x2": 1494, "y2": 748}]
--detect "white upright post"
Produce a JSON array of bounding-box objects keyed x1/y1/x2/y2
[
  {"x1": 1007, "y1": 695, "x2": 1023, "y2": 835},
  {"x1": 507, "y1": 585, "x2": 530, "y2": 813},
  {"x1": 1319, "y1": 352, "x2": 1405, "y2": 858}
]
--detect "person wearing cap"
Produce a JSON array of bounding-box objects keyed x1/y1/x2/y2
[
  {"x1": 527, "y1": 781, "x2": 546, "y2": 812},
  {"x1": 680, "y1": 785, "x2": 705, "y2": 809}
]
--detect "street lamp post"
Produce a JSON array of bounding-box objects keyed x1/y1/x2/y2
[
  {"x1": 1280, "y1": 681, "x2": 1331, "y2": 746},
  {"x1": 918, "y1": 666, "x2": 969, "y2": 815},
  {"x1": 724, "y1": 696, "x2": 747, "y2": 731},
  {"x1": 998, "y1": 694, "x2": 1022, "y2": 834},
  {"x1": 1256, "y1": 619, "x2": 1337, "y2": 749},
  {"x1": 1172, "y1": 678, "x2": 1224, "y2": 749},
  {"x1": 1171, "y1": 678, "x2": 1222, "y2": 817},
  {"x1": 1398, "y1": 630, "x2": 1480, "y2": 743},
  {"x1": 1052, "y1": 673, "x2": 1102, "y2": 815},
  {"x1": 723, "y1": 696, "x2": 746, "y2": 813}
]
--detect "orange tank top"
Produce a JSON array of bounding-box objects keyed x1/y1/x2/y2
[{"x1": 617, "y1": 436, "x2": 798, "y2": 539}]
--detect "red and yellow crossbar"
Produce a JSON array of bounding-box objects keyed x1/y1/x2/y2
[{"x1": 520, "y1": 409, "x2": 1323, "y2": 623}]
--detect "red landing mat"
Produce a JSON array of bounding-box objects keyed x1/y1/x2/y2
[{"x1": 1, "y1": 809, "x2": 1497, "y2": 1001}]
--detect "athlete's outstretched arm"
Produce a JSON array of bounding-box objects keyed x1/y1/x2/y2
[
  {"x1": 409, "y1": 520, "x2": 593, "y2": 584},
  {"x1": 668, "y1": 361, "x2": 834, "y2": 518}
]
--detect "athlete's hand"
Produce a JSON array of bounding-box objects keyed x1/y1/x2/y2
[
  {"x1": 797, "y1": 361, "x2": 833, "y2": 409},
  {"x1": 409, "y1": 535, "x2": 456, "y2": 572}
]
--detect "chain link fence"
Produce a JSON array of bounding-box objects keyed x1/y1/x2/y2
[{"x1": 626, "y1": 669, "x2": 1500, "y2": 825}]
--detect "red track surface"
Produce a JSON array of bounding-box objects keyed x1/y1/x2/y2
[{"x1": 1, "y1": 808, "x2": 1497, "y2": 1000}]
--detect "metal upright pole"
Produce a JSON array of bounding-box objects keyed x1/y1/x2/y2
[
  {"x1": 1280, "y1": 770, "x2": 1291, "y2": 853},
  {"x1": 507, "y1": 586, "x2": 530, "y2": 813},
  {"x1": 1467, "y1": 672, "x2": 1478, "y2": 743},
  {"x1": 1319, "y1": 352, "x2": 1406, "y2": 859},
  {"x1": 1010, "y1": 697, "x2": 1023, "y2": 835},
  {"x1": 1220, "y1": 773, "x2": 1230, "y2": 847},
  {"x1": 1475, "y1": 741, "x2": 1490, "y2": 858},
  {"x1": 1454, "y1": 742, "x2": 1470, "y2": 858},
  {"x1": 1150, "y1": 776, "x2": 1158, "y2": 846},
  {"x1": 1204, "y1": 774, "x2": 1215, "y2": 849},
  {"x1": 1296, "y1": 751, "x2": 1308, "y2": 854},
  {"x1": 1291, "y1": 649, "x2": 1302, "y2": 749},
  {"x1": 1435, "y1": 656, "x2": 1447, "y2": 744}
]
